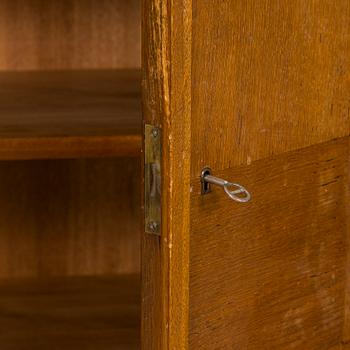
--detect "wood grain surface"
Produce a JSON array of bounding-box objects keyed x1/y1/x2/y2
[
  {"x1": 0, "y1": 158, "x2": 140, "y2": 278},
  {"x1": 166, "y1": 1, "x2": 192, "y2": 349},
  {"x1": 0, "y1": 69, "x2": 141, "y2": 159},
  {"x1": 141, "y1": 0, "x2": 191, "y2": 349},
  {"x1": 329, "y1": 344, "x2": 350, "y2": 350},
  {"x1": 191, "y1": 0, "x2": 350, "y2": 176},
  {"x1": 190, "y1": 138, "x2": 349, "y2": 349},
  {"x1": 0, "y1": 0, "x2": 140, "y2": 71},
  {"x1": 141, "y1": 0, "x2": 170, "y2": 348},
  {"x1": 0, "y1": 1, "x2": 142, "y2": 349},
  {"x1": 0, "y1": 274, "x2": 140, "y2": 350},
  {"x1": 189, "y1": 2, "x2": 350, "y2": 348}
]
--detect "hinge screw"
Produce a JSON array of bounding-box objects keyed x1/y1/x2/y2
[
  {"x1": 152, "y1": 128, "x2": 159, "y2": 138},
  {"x1": 147, "y1": 221, "x2": 159, "y2": 232}
]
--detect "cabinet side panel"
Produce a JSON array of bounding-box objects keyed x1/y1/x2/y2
[
  {"x1": 167, "y1": 0, "x2": 192, "y2": 348},
  {"x1": 344, "y1": 138, "x2": 350, "y2": 344},
  {"x1": 141, "y1": 0, "x2": 170, "y2": 348},
  {"x1": 142, "y1": 0, "x2": 191, "y2": 349}
]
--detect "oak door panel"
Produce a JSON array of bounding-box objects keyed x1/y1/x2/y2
[
  {"x1": 190, "y1": 1, "x2": 350, "y2": 348},
  {"x1": 190, "y1": 138, "x2": 349, "y2": 349},
  {"x1": 192, "y1": 0, "x2": 350, "y2": 175}
]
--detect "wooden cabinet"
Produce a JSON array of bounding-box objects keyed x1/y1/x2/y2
[
  {"x1": 0, "y1": 1, "x2": 349, "y2": 349},
  {"x1": 0, "y1": 1, "x2": 141, "y2": 349},
  {"x1": 143, "y1": 1, "x2": 350, "y2": 350}
]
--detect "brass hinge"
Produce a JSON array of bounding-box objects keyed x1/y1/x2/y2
[{"x1": 144, "y1": 124, "x2": 162, "y2": 235}]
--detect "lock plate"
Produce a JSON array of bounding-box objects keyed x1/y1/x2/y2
[{"x1": 144, "y1": 124, "x2": 162, "y2": 235}]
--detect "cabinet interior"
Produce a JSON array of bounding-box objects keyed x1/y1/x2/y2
[{"x1": 0, "y1": 1, "x2": 141, "y2": 349}]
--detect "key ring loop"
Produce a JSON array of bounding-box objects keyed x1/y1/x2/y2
[
  {"x1": 223, "y1": 182, "x2": 251, "y2": 203},
  {"x1": 201, "y1": 167, "x2": 251, "y2": 203}
]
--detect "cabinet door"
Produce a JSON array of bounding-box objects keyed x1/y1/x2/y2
[
  {"x1": 142, "y1": 1, "x2": 350, "y2": 349},
  {"x1": 190, "y1": 2, "x2": 350, "y2": 349}
]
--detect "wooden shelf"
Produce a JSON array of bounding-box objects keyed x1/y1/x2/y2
[
  {"x1": 0, "y1": 274, "x2": 140, "y2": 350},
  {"x1": 0, "y1": 69, "x2": 142, "y2": 160}
]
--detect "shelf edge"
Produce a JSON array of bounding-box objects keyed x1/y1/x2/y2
[{"x1": 0, "y1": 135, "x2": 142, "y2": 160}]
